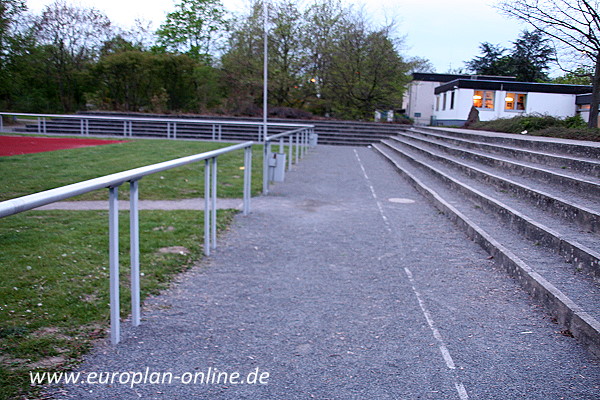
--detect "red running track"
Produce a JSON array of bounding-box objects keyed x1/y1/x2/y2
[{"x1": 0, "y1": 135, "x2": 129, "y2": 156}]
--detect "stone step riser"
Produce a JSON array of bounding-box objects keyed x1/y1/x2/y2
[
  {"x1": 406, "y1": 128, "x2": 600, "y2": 177},
  {"x1": 409, "y1": 126, "x2": 600, "y2": 159},
  {"x1": 381, "y1": 140, "x2": 600, "y2": 279},
  {"x1": 373, "y1": 142, "x2": 600, "y2": 360},
  {"x1": 390, "y1": 136, "x2": 600, "y2": 234}
]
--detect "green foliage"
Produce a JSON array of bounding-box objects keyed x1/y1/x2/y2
[
  {"x1": 156, "y1": 0, "x2": 228, "y2": 62},
  {"x1": 87, "y1": 51, "x2": 225, "y2": 112},
  {"x1": 552, "y1": 67, "x2": 593, "y2": 85},
  {"x1": 1, "y1": 0, "x2": 412, "y2": 120},
  {"x1": 465, "y1": 30, "x2": 554, "y2": 82},
  {"x1": 469, "y1": 114, "x2": 600, "y2": 142}
]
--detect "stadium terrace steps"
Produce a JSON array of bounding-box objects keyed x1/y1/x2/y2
[
  {"x1": 373, "y1": 126, "x2": 600, "y2": 358},
  {"x1": 15, "y1": 112, "x2": 402, "y2": 146}
]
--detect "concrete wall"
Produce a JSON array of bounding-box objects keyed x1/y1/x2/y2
[{"x1": 405, "y1": 80, "x2": 440, "y2": 125}]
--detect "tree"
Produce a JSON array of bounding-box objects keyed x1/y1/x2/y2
[
  {"x1": 553, "y1": 66, "x2": 594, "y2": 85},
  {"x1": 509, "y1": 30, "x2": 555, "y2": 81},
  {"x1": 34, "y1": 0, "x2": 113, "y2": 111},
  {"x1": 268, "y1": 0, "x2": 306, "y2": 107},
  {"x1": 302, "y1": 0, "x2": 346, "y2": 113},
  {"x1": 156, "y1": 0, "x2": 228, "y2": 62},
  {"x1": 220, "y1": 0, "x2": 264, "y2": 114},
  {"x1": 497, "y1": 0, "x2": 600, "y2": 128},
  {"x1": 0, "y1": 0, "x2": 27, "y2": 108},
  {"x1": 326, "y1": 15, "x2": 409, "y2": 119},
  {"x1": 465, "y1": 42, "x2": 513, "y2": 76}
]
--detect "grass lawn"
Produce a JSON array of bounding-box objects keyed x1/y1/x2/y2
[
  {"x1": 0, "y1": 136, "x2": 265, "y2": 202},
  {"x1": 0, "y1": 136, "x2": 266, "y2": 399}
]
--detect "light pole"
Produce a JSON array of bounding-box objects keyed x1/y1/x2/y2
[
  {"x1": 262, "y1": 0, "x2": 268, "y2": 141},
  {"x1": 262, "y1": 0, "x2": 270, "y2": 194}
]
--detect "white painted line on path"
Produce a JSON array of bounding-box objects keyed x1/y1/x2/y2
[{"x1": 354, "y1": 148, "x2": 469, "y2": 400}]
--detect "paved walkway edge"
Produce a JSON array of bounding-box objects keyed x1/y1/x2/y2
[{"x1": 374, "y1": 143, "x2": 600, "y2": 359}]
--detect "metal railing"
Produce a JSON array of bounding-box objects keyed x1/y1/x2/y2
[
  {"x1": 0, "y1": 112, "x2": 314, "y2": 143},
  {"x1": 0, "y1": 142, "x2": 254, "y2": 345},
  {"x1": 0, "y1": 112, "x2": 317, "y2": 194},
  {"x1": 262, "y1": 127, "x2": 315, "y2": 194}
]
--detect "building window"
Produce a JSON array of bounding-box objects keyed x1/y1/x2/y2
[
  {"x1": 473, "y1": 90, "x2": 495, "y2": 109},
  {"x1": 505, "y1": 93, "x2": 526, "y2": 111},
  {"x1": 436, "y1": 95, "x2": 440, "y2": 111},
  {"x1": 450, "y1": 91, "x2": 455, "y2": 110},
  {"x1": 443, "y1": 93, "x2": 447, "y2": 110}
]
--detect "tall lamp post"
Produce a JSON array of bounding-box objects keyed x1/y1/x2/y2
[
  {"x1": 262, "y1": 0, "x2": 270, "y2": 194},
  {"x1": 263, "y1": 0, "x2": 268, "y2": 141}
]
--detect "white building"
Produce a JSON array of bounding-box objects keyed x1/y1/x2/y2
[
  {"x1": 405, "y1": 73, "x2": 596, "y2": 127},
  {"x1": 433, "y1": 79, "x2": 592, "y2": 126},
  {"x1": 405, "y1": 73, "x2": 517, "y2": 125}
]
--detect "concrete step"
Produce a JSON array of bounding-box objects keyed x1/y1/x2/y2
[
  {"x1": 390, "y1": 135, "x2": 600, "y2": 234},
  {"x1": 380, "y1": 138, "x2": 600, "y2": 278},
  {"x1": 401, "y1": 130, "x2": 600, "y2": 199},
  {"x1": 372, "y1": 141, "x2": 600, "y2": 358},
  {"x1": 405, "y1": 127, "x2": 600, "y2": 177},
  {"x1": 411, "y1": 126, "x2": 600, "y2": 159}
]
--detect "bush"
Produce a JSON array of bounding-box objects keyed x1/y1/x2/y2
[{"x1": 469, "y1": 114, "x2": 600, "y2": 142}]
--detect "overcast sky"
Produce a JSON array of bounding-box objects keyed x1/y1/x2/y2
[{"x1": 25, "y1": 0, "x2": 529, "y2": 74}]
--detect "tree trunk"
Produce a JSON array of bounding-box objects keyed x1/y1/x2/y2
[{"x1": 589, "y1": 55, "x2": 600, "y2": 129}]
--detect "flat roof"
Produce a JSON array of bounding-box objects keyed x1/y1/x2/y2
[
  {"x1": 576, "y1": 94, "x2": 592, "y2": 105},
  {"x1": 435, "y1": 79, "x2": 592, "y2": 95},
  {"x1": 412, "y1": 73, "x2": 517, "y2": 83}
]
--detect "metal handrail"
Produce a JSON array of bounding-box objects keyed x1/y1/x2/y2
[
  {"x1": 0, "y1": 141, "x2": 254, "y2": 345},
  {"x1": 0, "y1": 111, "x2": 317, "y2": 194},
  {"x1": 0, "y1": 112, "x2": 313, "y2": 140},
  {"x1": 262, "y1": 126, "x2": 316, "y2": 194}
]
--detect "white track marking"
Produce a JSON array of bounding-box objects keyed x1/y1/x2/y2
[{"x1": 354, "y1": 149, "x2": 469, "y2": 400}]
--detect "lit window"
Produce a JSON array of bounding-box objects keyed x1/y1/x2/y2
[
  {"x1": 505, "y1": 93, "x2": 526, "y2": 111},
  {"x1": 473, "y1": 90, "x2": 495, "y2": 109}
]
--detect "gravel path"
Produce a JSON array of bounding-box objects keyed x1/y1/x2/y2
[{"x1": 48, "y1": 145, "x2": 599, "y2": 399}]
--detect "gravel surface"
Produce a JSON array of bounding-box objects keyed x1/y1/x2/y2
[{"x1": 46, "y1": 145, "x2": 600, "y2": 399}]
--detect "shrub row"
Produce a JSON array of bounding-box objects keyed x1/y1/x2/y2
[{"x1": 469, "y1": 114, "x2": 600, "y2": 142}]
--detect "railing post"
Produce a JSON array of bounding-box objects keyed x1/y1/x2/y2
[
  {"x1": 130, "y1": 180, "x2": 140, "y2": 327},
  {"x1": 243, "y1": 145, "x2": 252, "y2": 215},
  {"x1": 123, "y1": 121, "x2": 127, "y2": 137},
  {"x1": 295, "y1": 132, "x2": 300, "y2": 164},
  {"x1": 212, "y1": 125, "x2": 216, "y2": 141},
  {"x1": 204, "y1": 159, "x2": 211, "y2": 256},
  {"x1": 108, "y1": 186, "x2": 120, "y2": 345},
  {"x1": 173, "y1": 122, "x2": 177, "y2": 139},
  {"x1": 211, "y1": 157, "x2": 217, "y2": 249},
  {"x1": 263, "y1": 140, "x2": 270, "y2": 194},
  {"x1": 218, "y1": 125, "x2": 222, "y2": 141},
  {"x1": 288, "y1": 135, "x2": 293, "y2": 170}
]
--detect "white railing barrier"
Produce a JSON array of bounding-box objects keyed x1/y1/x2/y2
[{"x1": 0, "y1": 142, "x2": 254, "y2": 345}]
